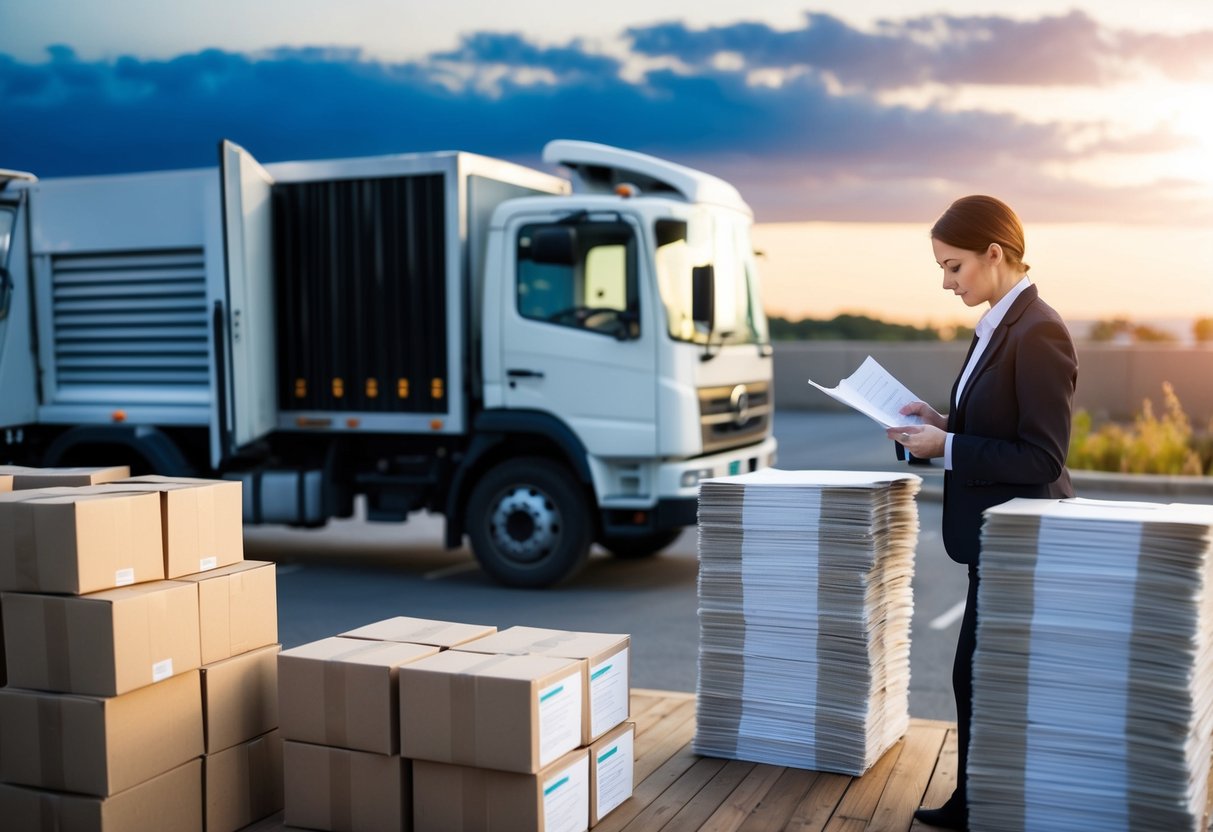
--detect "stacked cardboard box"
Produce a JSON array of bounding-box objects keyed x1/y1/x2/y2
[
  {"x1": 281, "y1": 618, "x2": 635, "y2": 831},
  {"x1": 279, "y1": 629, "x2": 461, "y2": 832},
  {"x1": 0, "y1": 466, "x2": 282, "y2": 832}
]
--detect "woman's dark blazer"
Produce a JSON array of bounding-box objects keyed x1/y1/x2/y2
[{"x1": 943, "y1": 284, "x2": 1078, "y2": 565}]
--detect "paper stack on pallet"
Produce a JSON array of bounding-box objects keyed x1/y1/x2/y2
[
  {"x1": 694, "y1": 469, "x2": 919, "y2": 776},
  {"x1": 969, "y1": 498, "x2": 1213, "y2": 832},
  {"x1": 0, "y1": 467, "x2": 282, "y2": 832}
]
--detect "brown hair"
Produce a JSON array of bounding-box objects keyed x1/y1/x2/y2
[{"x1": 931, "y1": 195, "x2": 1029, "y2": 273}]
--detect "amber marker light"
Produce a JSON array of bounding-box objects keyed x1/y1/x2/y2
[
  {"x1": 430, "y1": 419, "x2": 443, "y2": 430},
  {"x1": 111, "y1": 410, "x2": 126, "y2": 422},
  {"x1": 615, "y1": 183, "x2": 638, "y2": 198},
  {"x1": 346, "y1": 418, "x2": 361, "y2": 429}
]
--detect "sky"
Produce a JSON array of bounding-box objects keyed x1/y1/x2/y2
[{"x1": 2, "y1": 1, "x2": 1212, "y2": 327}]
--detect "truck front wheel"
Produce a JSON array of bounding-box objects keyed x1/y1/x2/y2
[{"x1": 466, "y1": 457, "x2": 593, "y2": 588}]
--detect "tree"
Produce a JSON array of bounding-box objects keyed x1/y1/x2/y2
[{"x1": 1195, "y1": 318, "x2": 1213, "y2": 343}]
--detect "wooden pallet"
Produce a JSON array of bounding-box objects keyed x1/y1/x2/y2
[{"x1": 246, "y1": 689, "x2": 956, "y2": 832}]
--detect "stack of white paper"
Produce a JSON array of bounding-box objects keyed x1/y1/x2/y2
[
  {"x1": 969, "y1": 498, "x2": 1213, "y2": 832},
  {"x1": 693, "y1": 468, "x2": 920, "y2": 775}
]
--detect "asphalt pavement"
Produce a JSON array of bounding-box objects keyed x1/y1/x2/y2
[{"x1": 247, "y1": 411, "x2": 1179, "y2": 721}]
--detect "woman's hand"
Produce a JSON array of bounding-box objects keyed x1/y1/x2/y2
[
  {"x1": 898, "y1": 400, "x2": 946, "y2": 430},
  {"x1": 886, "y1": 402, "x2": 948, "y2": 459},
  {"x1": 886, "y1": 424, "x2": 947, "y2": 459}
]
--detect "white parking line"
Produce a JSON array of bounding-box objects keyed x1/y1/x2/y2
[
  {"x1": 423, "y1": 561, "x2": 480, "y2": 581},
  {"x1": 929, "y1": 600, "x2": 967, "y2": 630}
]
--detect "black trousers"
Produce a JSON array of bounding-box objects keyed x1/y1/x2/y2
[{"x1": 953, "y1": 563, "x2": 980, "y2": 806}]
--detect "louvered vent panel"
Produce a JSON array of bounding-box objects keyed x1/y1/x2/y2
[{"x1": 50, "y1": 249, "x2": 210, "y2": 395}]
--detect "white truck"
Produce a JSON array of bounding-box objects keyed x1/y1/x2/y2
[{"x1": 0, "y1": 140, "x2": 776, "y2": 587}]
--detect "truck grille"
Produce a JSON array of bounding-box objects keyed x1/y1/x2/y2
[
  {"x1": 49, "y1": 249, "x2": 210, "y2": 399},
  {"x1": 698, "y1": 380, "x2": 772, "y2": 454}
]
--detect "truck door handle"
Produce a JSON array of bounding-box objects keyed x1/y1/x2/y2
[{"x1": 506, "y1": 368, "x2": 545, "y2": 379}]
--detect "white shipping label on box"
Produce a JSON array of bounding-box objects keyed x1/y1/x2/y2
[
  {"x1": 544, "y1": 754, "x2": 590, "y2": 832},
  {"x1": 595, "y1": 728, "x2": 634, "y2": 820},
  {"x1": 152, "y1": 658, "x2": 174, "y2": 682},
  {"x1": 115, "y1": 568, "x2": 135, "y2": 586},
  {"x1": 538, "y1": 671, "x2": 583, "y2": 768},
  {"x1": 199, "y1": 556, "x2": 218, "y2": 571},
  {"x1": 589, "y1": 648, "x2": 629, "y2": 738}
]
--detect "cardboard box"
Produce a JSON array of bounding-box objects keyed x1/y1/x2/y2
[
  {"x1": 201, "y1": 643, "x2": 280, "y2": 753},
  {"x1": 177, "y1": 560, "x2": 277, "y2": 665},
  {"x1": 0, "y1": 471, "x2": 11, "y2": 491},
  {"x1": 109, "y1": 475, "x2": 243, "y2": 578},
  {"x1": 3, "y1": 580, "x2": 201, "y2": 696},
  {"x1": 279, "y1": 636, "x2": 438, "y2": 755},
  {"x1": 0, "y1": 669, "x2": 204, "y2": 796},
  {"x1": 0, "y1": 758, "x2": 202, "y2": 832},
  {"x1": 284, "y1": 740, "x2": 410, "y2": 832},
  {"x1": 341, "y1": 615, "x2": 496, "y2": 649},
  {"x1": 399, "y1": 650, "x2": 584, "y2": 774},
  {"x1": 413, "y1": 747, "x2": 589, "y2": 832},
  {"x1": 0, "y1": 464, "x2": 131, "y2": 489},
  {"x1": 0, "y1": 488, "x2": 164, "y2": 594},
  {"x1": 204, "y1": 729, "x2": 283, "y2": 832},
  {"x1": 589, "y1": 721, "x2": 635, "y2": 826},
  {"x1": 457, "y1": 626, "x2": 630, "y2": 744}
]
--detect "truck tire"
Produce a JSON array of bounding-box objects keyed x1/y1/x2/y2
[
  {"x1": 599, "y1": 529, "x2": 682, "y2": 560},
  {"x1": 466, "y1": 457, "x2": 593, "y2": 587}
]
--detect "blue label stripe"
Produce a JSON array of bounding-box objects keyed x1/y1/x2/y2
[
  {"x1": 544, "y1": 776, "x2": 570, "y2": 796},
  {"x1": 539, "y1": 685, "x2": 564, "y2": 703},
  {"x1": 590, "y1": 665, "x2": 612, "y2": 681},
  {"x1": 597, "y1": 746, "x2": 618, "y2": 763}
]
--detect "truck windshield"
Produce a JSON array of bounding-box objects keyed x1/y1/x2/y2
[{"x1": 654, "y1": 210, "x2": 769, "y2": 347}]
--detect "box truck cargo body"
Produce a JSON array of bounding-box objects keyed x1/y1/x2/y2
[{"x1": 0, "y1": 140, "x2": 776, "y2": 586}]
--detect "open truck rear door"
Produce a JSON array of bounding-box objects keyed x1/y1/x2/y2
[{"x1": 217, "y1": 140, "x2": 277, "y2": 463}]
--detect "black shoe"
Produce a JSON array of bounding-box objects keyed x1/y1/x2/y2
[{"x1": 913, "y1": 792, "x2": 967, "y2": 830}]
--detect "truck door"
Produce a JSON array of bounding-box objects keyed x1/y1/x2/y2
[
  {"x1": 217, "y1": 140, "x2": 277, "y2": 459},
  {"x1": 0, "y1": 191, "x2": 38, "y2": 431},
  {"x1": 500, "y1": 215, "x2": 657, "y2": 457}
]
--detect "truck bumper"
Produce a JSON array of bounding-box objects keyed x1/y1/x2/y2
[{"x1": 599, "y1": 436, "x2": 778, "y2": 535}]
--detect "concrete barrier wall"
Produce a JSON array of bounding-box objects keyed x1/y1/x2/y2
[{"x1": 774, "y1": 342, "x2": 1213, "y2": 423}]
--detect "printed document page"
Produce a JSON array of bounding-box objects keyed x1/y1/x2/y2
[{"x1": 807, "y1": 356, "x2": 925, "y2": 429}]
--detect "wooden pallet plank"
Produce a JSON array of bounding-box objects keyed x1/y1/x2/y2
[
  {"x1": 659, "y1": 759, "x2": 758, "y2": 832},
  {"x1": 867, "y1": 724, "x2": 949, "y2": 832},
  {"x1": 615, "y1": 756, "x2": 728, "y2": 832},
  {"x1": 594, "y1": 744, "x2": 702, "y2": 832},
  {"x1": 735, "y1": 767, "x2": 823, "y2": 832},
  {"x1": 821, "y1": 738, "x2": 906, "y2": 832},
  {"x1": 909, "y1": 728, "x2": 957, "y2": 832},
  {"x1": 634, "y1": 701, "x2": 698, "y2": 782},
  {"x1": 782, "y1": 770, "x2": 852, "y2": 832},
  {"x1": 691, "y1": 761, "x2": 786, "y2": 832}
]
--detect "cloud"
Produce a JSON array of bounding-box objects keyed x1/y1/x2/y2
[
  {"x1": 0, "y1": 13, "x2": 1208, "y2": 225},
  {"x1": 627, "y1": 10, "x2": 1213, "y2": 88}
]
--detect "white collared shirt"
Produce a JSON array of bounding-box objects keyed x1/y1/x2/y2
[{"x1": 944, "y1": 276, "x2": 1032, "y2": 470}]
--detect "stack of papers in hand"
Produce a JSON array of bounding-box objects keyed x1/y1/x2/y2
[
  {"x1": 969, "y1": 498, "x2": 1213, "y2": 832},
  {"x1": 693, "y1": 469, "x2": 921, "y2": 775}
]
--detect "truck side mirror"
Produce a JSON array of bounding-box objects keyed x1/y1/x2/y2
[
  {"x1": 529, "y1": 227, "x2": 578, "y2": 266},
  {"x1": 0, "y1": 266, "x2": 11, "y2": 321},
  {"x1": 692, "y1": 264, "x2": 715, "y2": 327}
]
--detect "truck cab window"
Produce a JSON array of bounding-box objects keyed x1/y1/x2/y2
[{"x1": 517, "y1": 221, "x2": 639, "y2": 339}]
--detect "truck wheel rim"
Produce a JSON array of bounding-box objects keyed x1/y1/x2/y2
[{"x1": 488, "y1": 485, "x2": 560, "y2": 563}]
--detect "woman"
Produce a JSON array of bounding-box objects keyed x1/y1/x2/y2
[{"x1": 887, "y1": 195, "x2": 1077, "y2": 830}]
